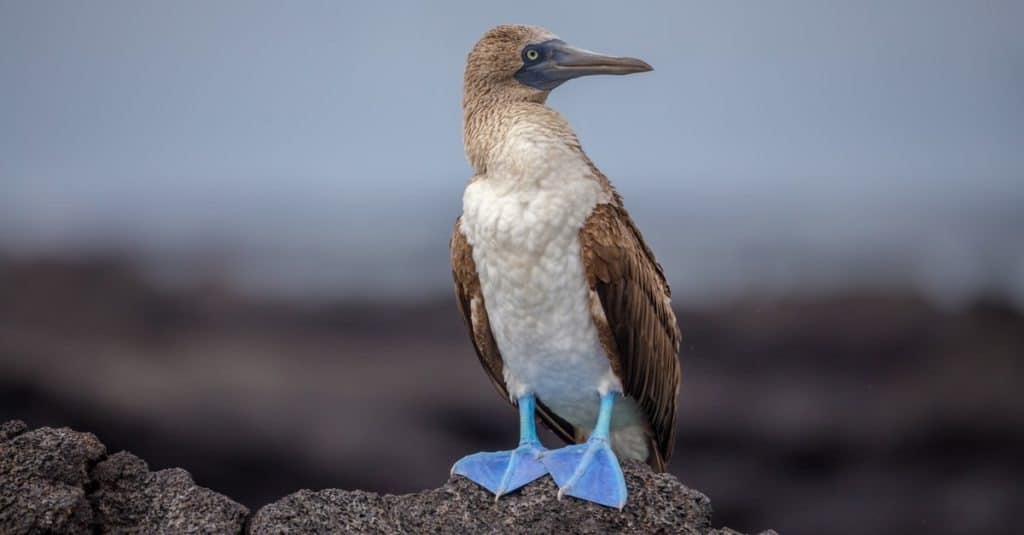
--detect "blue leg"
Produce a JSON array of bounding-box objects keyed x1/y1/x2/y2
[
  {"x1": 541, "y1": 392, "x2": 628, "y2": 509},
  {"x1": 451, "y1": 394, "x2": 548, "y2": 498}
]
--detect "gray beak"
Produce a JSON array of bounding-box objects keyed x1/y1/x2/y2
[{"x1": 515, "y1": 39, "x2": 652, "y2": 91}]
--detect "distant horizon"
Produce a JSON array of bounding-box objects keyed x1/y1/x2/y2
[
  {"x1": 2, "y1": 1, "x2": 1022, "y2": 306},
  {"x1": 2, "y1": 181, "x2": 1020, "y2": 309}
]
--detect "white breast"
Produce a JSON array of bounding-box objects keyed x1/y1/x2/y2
[{"x1": 459, "y1": 121, "x2": 622, "y2": 430}]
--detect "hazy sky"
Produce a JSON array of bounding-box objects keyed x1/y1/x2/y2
[{"x1": 2, "y1": 1, "x2": 1022, "y2": 304}]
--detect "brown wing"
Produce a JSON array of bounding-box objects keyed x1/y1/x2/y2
[
  {"x1": 450, "y1": 217, "x2": 576, "y2": 444},
  {"x1": 579, "y1": 203, "x2": 682, "y2": 471}
]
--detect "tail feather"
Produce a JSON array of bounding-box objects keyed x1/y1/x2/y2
[{"x1": 645, "y1": 433, "x2": 667, "y2": 472}]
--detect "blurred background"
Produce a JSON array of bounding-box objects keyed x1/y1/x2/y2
[{"x1": 1, "y1": 1, "x2": 1022, "y2": 533}]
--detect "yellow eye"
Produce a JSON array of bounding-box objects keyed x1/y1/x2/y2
[{"x1": 525, "y1": 48, "x2": 540, "y2": 61}]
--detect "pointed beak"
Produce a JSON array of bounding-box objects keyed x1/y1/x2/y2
[
  {"x1": 548, "y1": 42, "x2": 653, "y2": 77},
  {"x1": 515, "y1": 39, "x2": 653, "y2": 91}
]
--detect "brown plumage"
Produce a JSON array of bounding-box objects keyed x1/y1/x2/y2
[
  {"x1": 450, "y1": 25, "x2": 681, "y2": 471},
  {"x1": 577, "y1": 200, "x2": 682, "y2": 470}
]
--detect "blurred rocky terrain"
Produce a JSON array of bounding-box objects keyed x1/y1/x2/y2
[
  {"x1": 0, "y1": 255, "x2": 1021, "y2": 534},
  {"x1": 1, "y1": 420, "x2": 767, "y2": 534}
]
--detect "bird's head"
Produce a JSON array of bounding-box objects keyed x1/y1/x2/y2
[{"x1": 464, "y1": 25, "x2": 652, "y2": 105}]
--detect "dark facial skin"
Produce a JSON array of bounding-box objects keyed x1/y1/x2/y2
[{"x1": 514, "y1": 39, "x2": 652, "y2": 91}]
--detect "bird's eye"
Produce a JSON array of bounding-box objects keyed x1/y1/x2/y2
[{"x1": 524, "y1": 47, "x2": 541, "y2": 62}]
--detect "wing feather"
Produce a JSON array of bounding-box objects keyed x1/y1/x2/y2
[{"x1": 579, "y1": 203, "x2": 682, "y2": 471}]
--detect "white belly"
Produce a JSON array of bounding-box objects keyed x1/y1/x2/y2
[
  {"x1": 457, "y1": 118, "x2": 651, "y2": 462},
  {"x1": 460, "y1": 173, "x2": 620, "y2": 429}
]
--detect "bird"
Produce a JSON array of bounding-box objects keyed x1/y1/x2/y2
[{"x1": 449, "y1": 25, "x2": 681, "y2": 509}]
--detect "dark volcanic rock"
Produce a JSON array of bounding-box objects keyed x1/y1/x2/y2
[
  {"x1": 0, "y1": 423, "x2": 105, "y2": 534},
  {"x1": 0, "y1": 420, "x2": 27, "y2": 441},
  {"x1": 250, "y1": 462, "x2": 773, "y2": 535},
  {"x1": 90, "y1": 451, "x2": 249, "y2": 533},
  {"x1": 1, "y1": 420, "x2": 772, "y2": 534},
  {"x1": 0, "y1": 420, "x2": 248, "y2": 534}
]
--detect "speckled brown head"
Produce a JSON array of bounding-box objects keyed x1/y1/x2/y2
[
  {"x1": 462, "y1": 25, "x2": 653, "y2": 172},
  {"x1": 463, "y1": 24, "x2": 653, "y2": 108}
]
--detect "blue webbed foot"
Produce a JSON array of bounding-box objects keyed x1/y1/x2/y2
[
  {"x1": 542, "y1": 436, "x2": 628, "y2": 509},
  {"x1": 451, "y1": 441, "x2": 547, "y2": 498}
]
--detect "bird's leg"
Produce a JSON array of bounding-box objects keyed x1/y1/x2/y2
[
  {"x1": 540, "y1": 392, "x2": 628, "y2": 509},
  {"x1": 451, "y1": 393, "x2": 548, "y2": 499}
]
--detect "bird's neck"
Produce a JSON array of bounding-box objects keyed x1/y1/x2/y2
[
  {"x1": 463, "y1": 96, "x2": 555, "y2": 175},
  {"x1": 462, "y1": 97, "x2": 621, "y2": 204}
]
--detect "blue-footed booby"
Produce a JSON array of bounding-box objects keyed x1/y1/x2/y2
[{"x1": 450, "y1": 25, "x2": 681, "y2": 509}]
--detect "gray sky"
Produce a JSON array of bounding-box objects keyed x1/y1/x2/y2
[{"x1": 2, "y1": 1, "x2": 1022, "y2": 304}]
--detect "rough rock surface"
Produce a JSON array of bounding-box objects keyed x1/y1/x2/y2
[
  {"x1": 1, "y1": 420, "x2": 775, "y2": 534},
  {"x1": 89, "y1": 451, "x2": 249, "y2": 533},
  {"x1": 250, "y1": 462, "x2": 773, "y2": 535},
  {"x1": 0, "y1": 421, "x2": 248, "y2": 534},
  {"x1": 0, "y1": 423, "x2": 105, "y2": 534}
]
